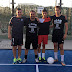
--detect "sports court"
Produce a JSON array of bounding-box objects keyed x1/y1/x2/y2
[
  {"x1": 0, "y1": 40, "x2": 72, "y2": 72},
  {"x1": 0, "y1": 0, "x2": 72, "y2": 72}
]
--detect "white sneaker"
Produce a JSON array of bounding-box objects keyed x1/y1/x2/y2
[
  {"x1": 22, "y1": 58, "x2": 27, "y2": 63},
  {"x1": 35, "y1": 58, "x2": 39, "y2": 63}
]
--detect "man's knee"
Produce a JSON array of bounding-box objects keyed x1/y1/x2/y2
[
  {"x1": 38, "y1": 44, "x2": 41, "y2": 48},
  {"x1": 54, "y1": 43, "x2": 57, "y2": 49},
  {"x1": 42, "y1": 44, "x2": 45, "y2": 49},
  {"x1": 59, "y1": 44, "x2": 63, "y2": 50}
]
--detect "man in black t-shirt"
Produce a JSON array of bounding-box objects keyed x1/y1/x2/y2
[
  {"x1": 50, "y1": 6, "x2": 68, "y2": 66},
  {"x1": 8, "y1": 8, "x2": 26, "y2": 64},
  {"x1": 22, "y1": 10, "x2": 39, "y2": 63}
]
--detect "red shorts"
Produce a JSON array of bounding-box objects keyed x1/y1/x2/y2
[{"x1": 38, "y1": 35, "x2": 48, "y2": 44}]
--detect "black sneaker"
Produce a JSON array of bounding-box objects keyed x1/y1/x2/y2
[{"x1": 42, "y1": 57, "x2": 47, "y2": 62}]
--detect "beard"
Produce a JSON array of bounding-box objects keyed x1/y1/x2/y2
[
  {"x1": 56, "y1": 12, "x2": 60, "y2": 15},
  {"x1": 31, "y1": 16, "x2": 35, "y2": 19}
]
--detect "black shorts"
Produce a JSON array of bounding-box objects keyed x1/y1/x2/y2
[
  {"x1": 11, "y1": 37, "x2": 23, "y2": 46},
  {"x1": 52, "y1": 34, "x2": 64, "y2": 44},
  {"x1": 25, "y1": 35, "x2": 38, "y2": 49}
]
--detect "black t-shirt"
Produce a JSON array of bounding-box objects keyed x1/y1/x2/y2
[
  {"x1": 52, "y1": 15, "x2": 68, "y2": 35},
  {"x1": 9, "y1": 16, "x2": 26, "y2": 37},
  {"x1": 38, "y1": 17, "x2": 51, "y2": 35},
  {"x1": 24, "y1": 18, "x2": 38, "y2": 36}
]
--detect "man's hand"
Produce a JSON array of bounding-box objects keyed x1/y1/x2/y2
[
  {"x1": 63, "y1": 34, "x2": 67, "y2": 40},
  {"x1": 35, "y1": 17, "x2": 40, "y2": 22},
  {"x1": 50, "y1": 24, "x2": 54, "y2": 28},
  {"x1": 8, "y1": 34, "x2": 12, "y2": 40}
]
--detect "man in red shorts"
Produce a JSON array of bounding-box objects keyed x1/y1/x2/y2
[{"x1": 38, "y1": 9, "x2": 51, "y2": 62}]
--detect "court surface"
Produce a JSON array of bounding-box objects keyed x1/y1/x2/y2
[{"x1": 0, "y1": 50, "x2": 72, "y2": 72}]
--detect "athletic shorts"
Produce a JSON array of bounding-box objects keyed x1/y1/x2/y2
[
  {"x1": 11, "y1": 37, "x2": 23, "y2": 46},
  {"x1": 25, "y1": 35, "x2": 38, "y2": 49},
  {"x1": 52, "y1": 34, "x2": 64, "y2": 44},
  {"x1": 38, "y1": 35, "x2": 48, "y2": 44}
]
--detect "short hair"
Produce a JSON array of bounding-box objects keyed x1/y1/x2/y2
[
  {"x1": 16, "y1": 8, "x2": 21, "y2": 11},
  {"x1": 55, "y1": 6, "x2": 61, "y2": 10},
  {"x1": 30, "y1": 10, "x2": 36, "y2": 13},
  {"x1": 42, "y1": 9, "x2": 47, "y2": 12}
]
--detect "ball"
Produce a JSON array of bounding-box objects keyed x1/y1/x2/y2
[{"x1": 47, "y1": 57, "x2": 54, "y2": 64}]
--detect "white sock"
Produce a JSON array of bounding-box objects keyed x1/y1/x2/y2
[
  {"x1": 54, "y1": 52, "x2": 58, "y2": 60},
  {"x1": 42, "y1": 53, "x2": 45, "y2": 58},
  {"x1": 38, "y1": 53, "x2": 41, "y2": 58},
  {"x1": 61, "y1": 55, "x2": 64, "y2": 62}
]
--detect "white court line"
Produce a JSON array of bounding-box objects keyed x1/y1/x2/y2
[
  {"x1": 0, "y1": 64, "x2": 72, "y2": 66},
  {"x1": 36, "y1": 64, "x2": 39, "y2": 72}
]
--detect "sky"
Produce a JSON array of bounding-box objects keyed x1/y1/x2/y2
[{"x1": 0, "y1": 0, "x2": 72, "y2": 8}]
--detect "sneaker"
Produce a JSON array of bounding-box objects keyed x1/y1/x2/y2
[
  {"x1": 13, "y1": 58, "x2": 17, "y2": 64},
  {"x1": 22, "y1": 58, "x2": 27, "y2": 63},
  {"x1": 42, "y1": 57, "x2": 47, "y2": 62},
  {"x1": 35, "y1": 58, "x2": 39, "y2": 63},
  {"x1": 39, "y1": 57, "x2": 42, "y2": 62},
  {"x1": 61, "y1": 61, "x2": 66, "y2": 66},
  {"x1": 54, "y1": 59, "x2": 58, "y2": 62},
  {"x1": 17, "y1": 58, "x2": 22, "y2": 63}
]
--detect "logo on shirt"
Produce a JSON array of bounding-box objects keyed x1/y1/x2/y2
[
  {"x1": 54, "y1": 19, "x2": 62, "y2": 29},
  {"x1": 28, "y1": 23, "x2": 37, "y2": 33}
]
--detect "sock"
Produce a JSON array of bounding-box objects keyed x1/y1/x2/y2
[
  {"x1": 61, "y1": 55, "x2": 64, "y2": 62},
  {"x1": 35, "y1": 55, "x2": 38, "y2": 59},
  {"x1": 54, "y1": 52, "x2": 58, "y2": 60},
  {"x1": 25, "y1": 55, "x2": 27, "y2": 59},
  {"x1": 42, "y1": 53, "x2": 45, "y2": 58},
  {"x1": 38, "y1": 53, "x2": 41, "y2": 58}
]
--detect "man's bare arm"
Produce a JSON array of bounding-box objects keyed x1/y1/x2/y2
[
  {"x1": 8, "y1": 26, "x2": 12, "y2": 40},
  {"x1": 63, "y1": 22, "x2": 68, "y2": 39}
]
